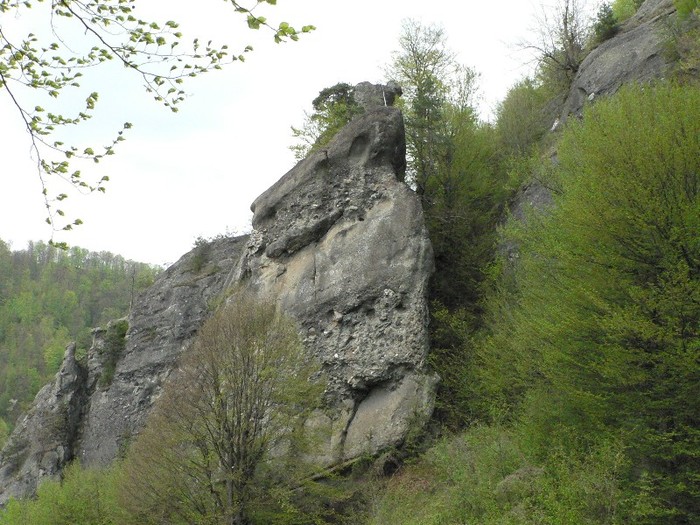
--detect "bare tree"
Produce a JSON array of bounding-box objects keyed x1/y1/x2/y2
[{"x1": 522, "y1": 0, "x2": 592, "y2": 89}]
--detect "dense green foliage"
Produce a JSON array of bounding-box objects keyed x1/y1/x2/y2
[
  {"x1": 97, "y1": 319, "x2": 129, "y2": 388},
  {"x1": 376, "y1": 82, "x2": 700, "y2": 523},
  {"x1": 676, "y1": 0, "x2": 700, "y2": 17},
  {"x1": 495, "y1": 77, "x2": 553, "y2": 157},
  {"x1": 612, "y1": 0, "x2": 645, "y2": 22},
  {"x1": 118, "y1": 294, "x2": 327, "y2": 525},
  {"x1": 0, "y1": 239, "x2": 158, "y2": 445},
  {"x1": 290, "y1": 82, "x2": 364, "y2": 160},
  {"x1": 0, "y1": 462, "x2": 123, "y2": 525},
  {"x1": 372, "y1": 425, "x2": 626, "y2": 524},
  {"x1": 0, "y1": 458, "x2": 375, "y2": 525},
  {"x1": 384, "y1": 20, "x2": 516, "y2": 426},
  {"x1": 668, "y1": 0, "x2": 700, "y2": 79}
]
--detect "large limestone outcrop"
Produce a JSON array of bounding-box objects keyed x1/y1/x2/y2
[
  {"x1": 510, "y1": 0, "x2": 677, "y2": 226},
  {"x1": 560, "y1": 0, "x2": 676, "y2": 120},
  {"x1": 0, "y1": 83, "x2": 436, "y2": 503},
  {"x1": 238, "y1": 102, "x2": 435, "y2": 462}
]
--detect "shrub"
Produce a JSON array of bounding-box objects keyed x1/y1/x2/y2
[
  {"x1": 98, "y1": 319, "x2": 128, "y2": 388},
  {"x1": 290, "y1": 82, "x2": 363, "y2": 160},
  {"x1": 0, "y1": 418, "x2": 8, "y2": 449},
  {"x1": 612, "y1": 0, "x2": 644, "y2": 22},
  {"x1": 675, "y1": 0, "x2": 700, "y2": 18},
  {"x1": 593, "y1": 3, "x2": 620, "y2": 43},
  {"x1": 371, "y1": 425, "x2": 628, "y2": 524},
  {"x1": 667, "y1": 0, "x2": 700, "y2": 79},
  {"x1": 0, "y1": 462, "x2": 122, "y2": 525},
  {"x1": 496, "y1": 78, "x2": 551, "y2": 157},
  {"x1": 478, "y1": 81, "x2": 700, "y2": 523}
]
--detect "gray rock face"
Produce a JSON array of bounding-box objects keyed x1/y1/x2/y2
[
  {"x1": 0, "y1": 83, "x2": 436, "y2": 502},
  {"x1": 76, "y1": 237, "x2": 248, "y2": 467},
  {"x1": 560, "y1": 0, "x2": 676, "y2": 120},
  {"x1": 353, "y1": 81, "x2": 403, "y2": 110},
  {"x1": 240, "y1": 104, "x2": 436, "y2": 462},
  {"x1": 0, "y1": 343, "x2": 86, "y2": 503}
]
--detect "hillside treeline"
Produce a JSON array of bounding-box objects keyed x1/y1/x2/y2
[{"x1": 0, "y1": 240, "x2": 160, "y2": 446}]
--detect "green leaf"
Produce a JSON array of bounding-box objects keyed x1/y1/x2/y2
[{"x1": 247, "y1": 15, "x2": 265, "y2": 30}]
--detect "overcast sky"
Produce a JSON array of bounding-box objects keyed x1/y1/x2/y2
[{"x1": 0, "y1": 0, "x2": 596, "y2": 266}]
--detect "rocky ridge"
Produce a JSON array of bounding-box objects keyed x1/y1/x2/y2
[
  {"x1": 0, "y1": 82, "x2": 436, "y2": 504},
  {"x1": 561, "y1": 0, "x2": 676, "y2": 120},
  {"x1": 512, "y1": 0, "x2": 677, "y2": 223}
]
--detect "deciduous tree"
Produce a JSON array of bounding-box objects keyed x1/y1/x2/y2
[
  {"x1": 384, "y1": 19, "x2": 479, "y2": 199},
  {"x1": 476, "y1": 82, "x2": 700, "y2": 522},
  {"x1": 289, "y1": 82, "x2": 363, "y2": 160},
  {"x1": 521, "y1": 0, "x2": 591, "y2": 92},
  {"x1": 119, "y1": 293, "x2": 324, "y2": 525}
]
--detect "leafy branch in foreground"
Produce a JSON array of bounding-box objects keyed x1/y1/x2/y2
[{"x1": 0, "y1": 0, "x2": 314, "y2": 243}]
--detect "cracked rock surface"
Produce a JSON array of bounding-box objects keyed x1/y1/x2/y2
[
  {"x1": 0, "y1": 83, "x2": 436, "y2": 502},
  {"x1": 236, "y1": 96, "x2": 436, "y2": 463}
]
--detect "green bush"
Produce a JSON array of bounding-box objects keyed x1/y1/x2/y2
[
  {"x1": 593, "y1": 3, "x2": 620, "y2": 43},
  {"x1": 476, "y1": 81, "x2": 700, "y2": 523},
  {"x1": 675, "y1": 0, "x2": 700, "y2": 18},
  {"x1": 612, "y1": 0, "x2": 644, "y2": 22},
  {"x1": 371, "y1": 425, "x2": 628, "y2": 524},
  {"x1": 495, "y1": 78, "x2": 552, "y2": 157},
  {"x1": 0, "y1": 462, "x2": 123, "y2": 525},
  {"x1": 98, "y1": 319, "x2": 128, "y2": 388},
  {"x1": 0, "y1": 418, "x2": 8, "y2": 449},
  {"x1": 667, "y1": 1, "x2": 700, "y2": 79}
]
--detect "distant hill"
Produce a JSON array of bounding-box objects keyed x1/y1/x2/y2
[{"x1": 0, "y1": 239, "x2": 160, "y2": 446}]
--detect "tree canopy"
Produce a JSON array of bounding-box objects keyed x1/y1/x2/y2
[
  {"x1": 289, "y1": 82, "x2": 363, "y2": 160},
  {"x1": 119, "y1": 293, "x2": 325, "y2": 525}
]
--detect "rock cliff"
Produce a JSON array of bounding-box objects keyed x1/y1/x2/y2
[
  {"x1": 511, "y1": 0, "x2": 677, "y2": 222},
  {"x1": 0, "y1": 236, "x2": 247, "y2": 503},
  {"x1": 0, "y1": 83, "x2": 436, "y2": 504},
  {"x1": 560, "y1": 0, "x2": 676, "y2": 120}
]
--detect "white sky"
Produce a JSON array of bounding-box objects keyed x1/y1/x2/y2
[{"x1": 0, "y1": 0, "x2": 594, "y2": 266}]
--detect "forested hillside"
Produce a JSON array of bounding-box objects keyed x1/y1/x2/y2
[
  {"x1": 373, "y1": 1, "x2": 700, "y2": 523},
  {"x1": 0, "y1": 0, "x2": 698, "y2": 523},
  {"x1": 0, "y1": 240, "x2": 159, "y2": 446}
]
